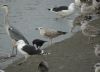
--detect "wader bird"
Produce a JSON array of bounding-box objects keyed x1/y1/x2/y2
[{"x1": 1, "y1": 5, "x2": 29, "y2": 57}]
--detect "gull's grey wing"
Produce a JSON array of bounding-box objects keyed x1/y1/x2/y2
[{"x1": 8, "y1": 25, "x2": 29, "y2": 44}]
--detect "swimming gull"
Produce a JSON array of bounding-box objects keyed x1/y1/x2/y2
[{"x1": 48, "y1": 3, "x2": 75, "y2": 19}]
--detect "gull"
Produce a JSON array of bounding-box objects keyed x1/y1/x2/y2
[
  {"x1": 93, "y1": 0, "x2": 100, "y2": 14},
  {"x1": 75, "y1": 0, "x2": 81, "y2": 7},
  {"x1": 1, "y1": 5, "x2": 29, "y2": 57},
  {"x1": 35, "y1": 27, "x2": 67, "y2": 44},
  {"x1": 71, "y1": 15, "x2": 92, "y2": 32},
  {"x1": 38, "y1": 60, "x2": 49, "y2": 72},
  {"x1": 94, "y1": 44, "x2": 100, "y2": 57},
  {"x1": 80, "y1": 20, "x2": 100, "y2": 44},
  {"x1": 94, "y1": 63, "x2": 100, "y2": 72},
  {"x1": 16, "y1": 39, "x2": 46, "y2": 65},
  {"x1": 81, "y1": 0, "x2": 100, "y2": 15},
  {"x1": 81, "y1": 3, "x2": 95, "y2": 15},
  {"x1": 32, "y1": 39, "x2": 47, "y2": 49},
  {"x1": 75, "y1": 0, "x2": 83, "y2": 7},
  {"x1": 93, "y1": 0, "x2": 100, "y2": 9},
  {"x1": 75, "y1": 0, "x2": 90, "y2": 7},
  {"x1": 48, "y1": 3, "x2": 75, "y2": 19}
]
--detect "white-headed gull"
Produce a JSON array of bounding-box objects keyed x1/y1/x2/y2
[{"x1": 48, "y1": 3, "x2": 75, "y2": 19}]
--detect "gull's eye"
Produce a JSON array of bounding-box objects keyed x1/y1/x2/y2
[
  {"x1": 96, "y1": 64, "x2": 100, "y2": 67},
  {"x1": 40, "y1": 28, "x2": 42, "y2": 29},
  {"x1": 9, "y1": 27, "x2": 13, "y2": 30}
]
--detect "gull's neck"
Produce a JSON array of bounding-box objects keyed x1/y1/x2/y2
[
  {"x1": 4, "y1": 6, "x2": 9, "y2": 24},
  {"x1": 40, "y1": 29, "x2": 46, "y2": 35},
  {"x1": 3, "y1": 6, "x2": 9, "y2": 16},
  {"x1": 3, "y1": 6, "x2": 10, "y2": 35}
]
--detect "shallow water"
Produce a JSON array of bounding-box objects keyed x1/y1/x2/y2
[{"x1": 0, "y1": 0, "x2": 79, "y2": 69}]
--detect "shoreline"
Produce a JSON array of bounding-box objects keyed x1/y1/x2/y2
[
  {"x1": 4, "y1": 31, "x2": 100, "y2": 72},
  {"x1": 2, "y1": 17, "x2": 100, "y2": 72}
]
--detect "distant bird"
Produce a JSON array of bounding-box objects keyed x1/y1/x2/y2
[
  {"x1": 81, "y1": 0, "x2": 100, "y2": 15},
  {"x1": 35, "y1": 27, "x2": 67, "y2": 44},
  {"x1": 94, "y1": 44, "x2": 100, "y2": 57},
  {"x1": 71, "y1": 15, "x2": 92, "y2": 32},
  {"x1": 48, "y1": 3, "x2": 75, "y2": 19},
  {"x1": 1, "y1": 5, "x2": 29, "y2": 57},
  {"x1": 84, "y1": 15, "x2": 92, "y2": 20},
  {"x1": 93, "y1": 0, "x2": 100, "y2": 9},
  {"x1": 93, "y1": 0, "x2": 100, "y2": 14},
  {"x1": 81, "y1": 3, "x2": 95, "y2": 15},
  {"x1": 94, "y1": 63, "x2": 100, "y2": 72},
  {"x1": 38, "y1": 60, "x2": 49, "y2": 72},
  {"x1": 80, "y1": 20, "x2": 100, "y2": 44},
  {"x1": 75, "y1": 0, "x2": 82, "y2": 7},
  {"x1": 16, "y1": 40, "x2": 45, "y2": 65},
  {"x1": 32, "y1": 39, "x2": 47, "y2": 48},
  {"x1": 75, "y1": 0, "x2": 88, "y2": 7}
]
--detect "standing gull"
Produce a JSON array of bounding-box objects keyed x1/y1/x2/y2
[
  {"x1": 32, "y1": 39, "x2": 47, "y2": 49},
  {"x1": 81, "y1": 3, "x2": 95, "y2": 15},
  {"x1": 35, "y1": 27, "x2": 67, "y2": 44},
  {"x1": 48, "y1": 3, "x2": 75, "y2": 19},
  {"x1": 75, "y1": 0, "x2": 88, "y2": 7},
  {"x1": 16, "y1": 40, "x2": 45, "y2": 65},
  {"x1": 80, "y1": 20, "x2": 100, "y2": 44},
  {"x1": 1, "y1": 5, "x2": 29, "y2": 56}
]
